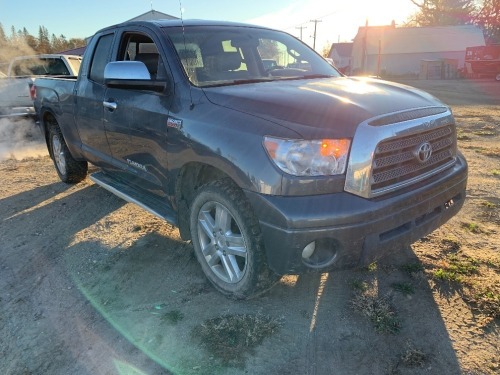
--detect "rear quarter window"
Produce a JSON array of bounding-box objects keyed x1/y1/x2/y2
[{"x1": 89, "y1": 33, "x2": 114, "y2": 84}]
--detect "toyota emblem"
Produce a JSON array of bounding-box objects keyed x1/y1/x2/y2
[{"x1": 415, "y1": 142, "x2": 432, "y2": 163}]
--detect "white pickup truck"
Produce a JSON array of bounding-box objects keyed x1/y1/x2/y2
[{"x1": 0, "y1": 54, "x2": 81, "y2": 118}]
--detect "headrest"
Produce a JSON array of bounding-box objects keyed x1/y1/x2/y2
[
  {"x1": 135, "y1": 53, "x2": 159, "y2": 75},
  {"x1": 215, "y1": 52, "x2": 242, "y2": 71}
]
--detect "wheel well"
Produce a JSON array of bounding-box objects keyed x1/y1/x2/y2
[{"x1": 175, "y1": 163, "x2": 233, "y2": 240}]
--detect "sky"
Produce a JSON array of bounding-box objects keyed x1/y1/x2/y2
[{"x1": 0, "y1": 0, "x2": 418, "y2": 51}]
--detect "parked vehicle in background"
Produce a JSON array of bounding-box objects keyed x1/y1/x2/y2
[
  {"x1": 464, "y1": 45, "x2": 500, "y2": 81},
  {"x1": 0, "y1": 54, "x2": 81, "y2": 118},
  {"x1": 33, "y1": 19, "x2": 467, "y2": 299}
]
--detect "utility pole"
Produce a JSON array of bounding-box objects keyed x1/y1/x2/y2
[
  {"x1": 295, "y1": 25, "x2": 307, "y2": 41},
  {"x1": 310, "y1": 19, "x2": 322, "y2": 50}
]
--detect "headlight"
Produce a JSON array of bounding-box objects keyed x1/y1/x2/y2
[{"x1": 263, "y1": 136, "x2": 351, "y2": 176}]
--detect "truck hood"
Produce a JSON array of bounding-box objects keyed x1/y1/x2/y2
[{"x1": 202, "y1": 77, "x2": 445, "y2": 138}]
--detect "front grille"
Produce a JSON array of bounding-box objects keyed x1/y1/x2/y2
[{"x1": 371, "y1": 125, "x2": 456, "y2": 192}]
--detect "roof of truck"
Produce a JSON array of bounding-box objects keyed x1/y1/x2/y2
[{"x1": 97, "y1": 19, "x2": 273, "y2": 33}]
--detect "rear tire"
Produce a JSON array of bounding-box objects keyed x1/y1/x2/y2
[
  {"x1": 48, "y1": 124, "x2": 88, "y2": 183},
  {"x1": 189, "y1": 179, "x2": 279, "y2": 299}
]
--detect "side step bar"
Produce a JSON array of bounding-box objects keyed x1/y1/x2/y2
[{"x1": 90, "y1": 171, "x2": 178, "y2": 226}]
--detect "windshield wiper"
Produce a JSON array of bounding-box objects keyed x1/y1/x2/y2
[
  {"x1": 299, "y1": 74, "x2": 334, "y2": 79},
  {"x1": 201, "y1": 78, "x2": 276, "y2": 88},
  {"x1": 268, "y1": 74, "x2": 335, "y2": 83},
  {"x1": 231, "y1": 78, "x2": 277, "y2": 85}
]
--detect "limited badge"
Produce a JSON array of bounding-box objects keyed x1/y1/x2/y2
[{"x1": 167, "y1": 117, "x2": 183, "y2": 130}]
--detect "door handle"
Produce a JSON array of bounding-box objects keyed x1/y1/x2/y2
[{"x1": 103, "y1": 100, "x2": 117, "y2": 110}]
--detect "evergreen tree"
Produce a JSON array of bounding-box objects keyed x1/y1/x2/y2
[
  {"x1": 22, "y1": 27, "x2": 38, "y2": 51},
  {"x1": 37, "y1": 25, "x2": 51, "y2": 53},
  {"x1": 0, "y1": 23, "x2": 7, "y2": 46},
  {"x1": 10, "y1": 25, "x2": 18, "y2": 43}
]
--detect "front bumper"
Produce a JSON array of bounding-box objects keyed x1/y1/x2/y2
[{"x1": 245, "y1": 153, "x2": 467, "y2": 275}]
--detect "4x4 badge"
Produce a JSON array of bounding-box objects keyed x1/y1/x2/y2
[{"x1": 415, "y1": 142, "x2": 432, "y2": 163}]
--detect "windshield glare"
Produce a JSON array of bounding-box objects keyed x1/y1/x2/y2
[{"x1": 164, "y1": 26, "x2": 340, "y2": 87}]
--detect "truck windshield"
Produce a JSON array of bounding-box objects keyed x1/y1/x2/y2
[{"x1": 163, "y1": 25, "x2": 341, "y2": 87}]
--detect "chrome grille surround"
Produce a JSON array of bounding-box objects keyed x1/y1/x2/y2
[{"x1": 345, "y1": 106, "x2": 457, "y2": 199}]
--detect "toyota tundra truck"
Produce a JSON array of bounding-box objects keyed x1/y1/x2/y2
[{"x1": 32, "y1": 19, "x2": 467, "y2": 299}]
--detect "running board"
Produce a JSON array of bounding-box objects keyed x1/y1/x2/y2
[{"x1": 90, "y1": 172, "x2": 178, "y2": 226}]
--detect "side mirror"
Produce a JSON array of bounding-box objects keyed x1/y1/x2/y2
[{"x1": 104, "y1": 61, "x2": 166, "y2": 92}]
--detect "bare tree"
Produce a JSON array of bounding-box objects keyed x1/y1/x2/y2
[
  {"x1": 321, "y1": 41, "x2": 332, "y2": 58},
  {"x1": 474, "y1": 0, "x2": 500, "y2": 43},
  {"x1": 408, "y1": 0, "x2": 477, "y2": 26}
]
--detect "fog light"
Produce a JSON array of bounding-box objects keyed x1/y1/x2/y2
[{"x1": 302, "y1": 241, "x2": 316, "y2": 259}]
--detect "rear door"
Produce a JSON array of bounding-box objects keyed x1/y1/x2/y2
[
  {"x1": 103, "y1": 28, "x2": 174, "y2": 193},
  {"x1": 74, "y1": 33, "x2": 114, "y2": 165}
]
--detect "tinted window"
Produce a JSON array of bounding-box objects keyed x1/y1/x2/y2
[
  {"x1": 89, "y1": 33, "x2": 114, "y2": 83},
  {"x1": 164, "y1": 26, "x2": 340, "y2": 87}
]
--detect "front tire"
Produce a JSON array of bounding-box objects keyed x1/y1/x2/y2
[
  {"x1": 48, "y1": 124, "x2": 88, "y2": 183},
  {"x1": 189, "y1": 179, "x2": 279, "y2": 299}
]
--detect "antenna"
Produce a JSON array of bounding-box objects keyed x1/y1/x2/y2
[{"x1": 179, "y1": 0, "x2": 195, "y2": 110}]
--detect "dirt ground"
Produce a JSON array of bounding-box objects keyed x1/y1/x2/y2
[{"x1": 0, "y1": 79, "x2": 498, "y2": 375}]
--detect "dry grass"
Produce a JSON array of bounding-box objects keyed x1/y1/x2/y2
[
  {"x1": 391, "y1": 282, "x2": 415, "y2": 296},
  {"x1": 160, "y1": 310, "x2": 184, "y2": 324},
  {"x1": 350, "y1": 284, "x2": 401, "y2": 334},
  {"x1": 400, "y1": 341, "x2": 428, "y2": 368},
  {"x1": 191, "y1": 313, "x2": 282, "y2": 366}
]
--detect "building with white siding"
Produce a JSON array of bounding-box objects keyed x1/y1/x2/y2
[{"x1": 350, "y1": 24, "x2": 486, "y2": 78}]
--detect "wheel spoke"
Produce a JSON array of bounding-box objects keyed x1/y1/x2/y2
[
  {"x1": 198, "y1": 209, "x2": 216, "y2": 239},
  {"x1": 225, "y1": 234, "x2": 246, "y2": 257},
  {"x1": 215, "y1": 204, "x2": 231, "y2": 233},
  {"x1": 225, "y1": 233, "x2": 244, "y2": 247},
  {"x1": 207, "y1": 250, "x2": 221, "y2": 266},
  {"x1": 53, "y1": 138, "x2": 61, "y2": 154},
  {"x1": 221, "y1": 254, "x2": 242, "y2": 282},
  {"x1": 201, "y1": 242, "x2": 217, "y2": 257}
]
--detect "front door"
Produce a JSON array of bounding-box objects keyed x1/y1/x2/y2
[{"x1": 103, "y1": 31, "x2": 173, "y2": 195}]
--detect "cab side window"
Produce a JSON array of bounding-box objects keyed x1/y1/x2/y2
[
  {"x1": 118, "y1": 33, "x2": 166, "y2": 80},
  {"x1": 89, "y1": 33, "x2": 114, "y2": 84}
]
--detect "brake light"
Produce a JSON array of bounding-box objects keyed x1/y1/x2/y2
[{"x1": 29, "y1": 84, "x2": 36, "y2": 100}]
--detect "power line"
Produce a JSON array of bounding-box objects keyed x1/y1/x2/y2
[{"x1": 283, "y1": 8, "x2": 343, "y2": 32}]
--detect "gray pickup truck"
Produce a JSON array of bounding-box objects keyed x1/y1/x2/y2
[
  {"x1": 0, "y1": 54, "x2": 81, "y2": 118},
  {"x1": 33, "y1": 19, "x2": 467, "y2": 298}
]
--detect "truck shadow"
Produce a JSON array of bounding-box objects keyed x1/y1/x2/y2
[
  {"x1": 64, "y1": 232, "x2": 461, "y2": 374},
  {"x1": 0, "y1": 180, "x2": 462, "y2": 375},
  {"x1": 0, "y1": 183, "x2": 169, "y2": 375},
  {"x1": 262, "y1": 247, "x2": 462, "y2": 375}
]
